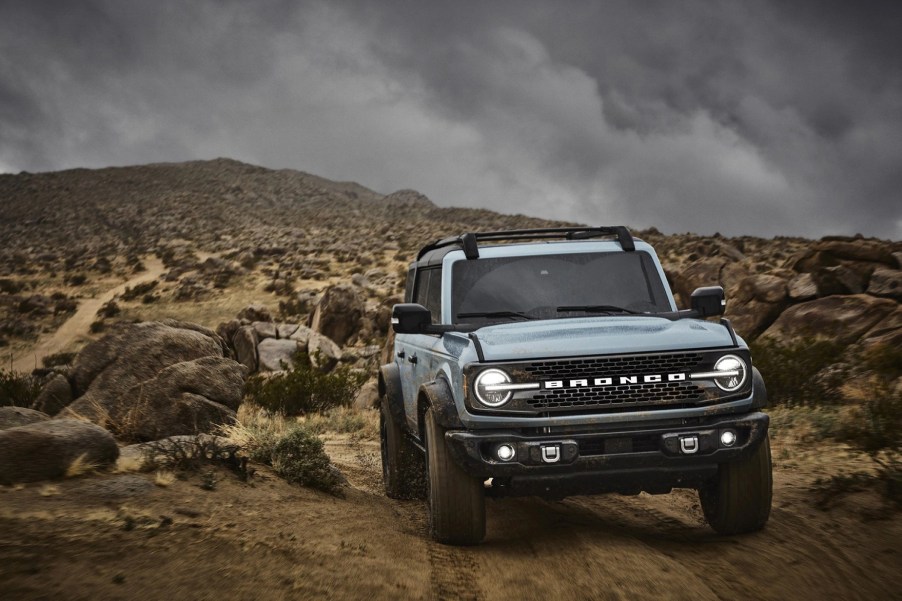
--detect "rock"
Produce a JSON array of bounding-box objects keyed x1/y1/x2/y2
[
  {"x1": 237, "y1": 303, "x2": 273, "y2": 322},
  {"x1": 813, "y1": 240, "x2": 897, "y2": 265},
  {"x1": 727, "y1": 274, "x2": 789, "y2": 339},
  {"x1": 811, "y1": 265, "x2": 870, "y2": 296},
  {"x1": 308, "y1": 332, "x2": 342, "y2": 372},
  {"x1": 70, "y1": 321, "x2": 225, "y2": 397},
  {"x1": 114, "y1": 356, "x2": 246, "y2": 441},
  {"x1": 309, "y1": 284, "x2": 366, "y2": 346},
  {"x1": 62, "y1": 321, "x2": 229, "y2": 425},
  {"x1": 351, "y1": 273, "x2": 370, "y2": 288},
  {"x1": 788, "y1": 273, "x2": 818, "y2": 301},
  {"x1": 0, "y1": 419, "x2": 119, "y2": 484},
  {"x1": 288, "y1": 325, "x2": 313, "y2": 348},
  {"x1": 867, "y1": 267, "x2": 902, "y2": 300},
  {"x1": 216, "y1": 319, "x2": 242, "y2": 348},
  {"x1": 232, "y1": 326, "x2": 258, "y2": 373},
  {"x1": 0, "y1": 406, "x2": 50, "y2": 430},
  {"x1": 252, "y1": 321, "x2": 278, "y2": 340},
  {"x1": 353, "y1": 379, "x2": 379, "y2": 410},
  {"x1": 671, "y1": 259, "x2": 724, "y2": 304},
  {"x1": 277, "y1": 323, "x2": 300, "y2": 339},
  {"x1": 760, "y1": 295, "x2": 899, "y2": 346},
  {"x1": 257, "y1": 338, "x2": 301, "y2": 371},
  {"x1": 31, "y1": 373, "x2": 74, "y2": 416}
]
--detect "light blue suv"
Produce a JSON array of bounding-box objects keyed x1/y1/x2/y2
[{"x1": 379, "y1": 227, "x2": 770, "y2": 545}]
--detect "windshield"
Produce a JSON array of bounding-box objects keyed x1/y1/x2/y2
[{"x1": 451, "y1": 251, "x2": 671, "y2": 324}]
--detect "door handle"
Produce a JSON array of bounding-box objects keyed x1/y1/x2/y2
[
  {"x1": 408, "y1": 354, "x2": 418, "y2": 365},
  {"x1": 397, "y1": 350, "x2": 405, "y2": 359}
]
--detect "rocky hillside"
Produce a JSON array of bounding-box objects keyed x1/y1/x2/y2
[{"x1": 1, "y1": 158, "x2": 899, "y2": 378}]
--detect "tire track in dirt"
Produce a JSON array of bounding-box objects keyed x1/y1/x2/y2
[
  {"x1": 11, "y1": 255, "x2": 166, "y2": 372},
  {"x1": 427, "y1": 543, "x2": 484, "y2": 601}
]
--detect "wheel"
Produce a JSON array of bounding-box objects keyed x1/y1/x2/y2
[
  {"x1": 699, "y1": 434, "x2": 773, "y2": 535},
  {"x1": 425, "y1": 407, "x2": 485, "y2": 545},
  {"x1": 380, "y1": 399, "x2": 425, "y2": 500}
]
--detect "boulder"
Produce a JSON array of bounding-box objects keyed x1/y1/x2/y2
[
  {"x1": 114, "y1": 356, "x2": 246, "y2": 441},
  {"x1": 70, "y1": 321, "x2": 225, "y2": 397},
  {"x1": 811, "y1": 265, "x2": 871, "y2": 296},
  {"x1": 0, "y1": 419, "x2": 118, "y2": 484},
  {"x1": 760, "y1": 295, "x2": 899, "y2": 346},
  {"x1": 258, "y1": 338, "x2": 301, "y2": 371},
  {"x1": 289, "y1": 325, "x2": 313, "y2": 348},
  {"x1": 727, "y1": 274, "x2": 789, "y2": 339},
  {"x1": 252, "y1": 321, "x2": 278, "y2": 340},
  {"x1": 237, "y1": 303, "x2": 273, "y2": 323},
  {"x1": 812, "y1": 240, "x2": 897, "y2": 266},
  {"x1": 671, "y1": 259, "x2": 724, "y2": 304},
  {"x1": 308, "y1": 332, "x2": 342, "y2": 372},
  {"x1": 232, "y1": 326, "x2": 258, "y2": 373},
  {"x1": 309, "y1": 284, "x2": 366, "y2": 346},
  {"x1": 277, "y1": 323, "x2": 300, "y2": 339},
  {"x1": 32, "y1": 373, "x2": 74, "y2": 416},
  {"x1": 867, "y1": 267, "x2": 902, "y2": 300},
  {"x1": 0, "y1": 407, "x2": 50, "y2": 430},
  {"x1": 788, "y1": 273, "x2": 818, "y2": 301},
  {"x1": 353, "y1": 379, "x2": 379, "y2": 411}
]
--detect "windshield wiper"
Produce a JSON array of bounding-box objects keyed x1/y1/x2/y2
[
  {"x1": 457, "y1": 311, "x2": 536, "y2": 321},
  {"x1": 556, "y1": 305, "x2": 642, "y2": 315}
]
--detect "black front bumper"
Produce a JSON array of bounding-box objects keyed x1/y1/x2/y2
[{"x1": 445, "y1": 411, "x2": 769, "y2": 499}]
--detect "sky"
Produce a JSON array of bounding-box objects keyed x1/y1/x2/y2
[{"x1": 1, "y1": 1, "x2": 900, "y2": 239}]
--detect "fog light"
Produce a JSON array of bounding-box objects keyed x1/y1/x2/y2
[
  {"x1": 720, "y1": 430, "x2": 737, "y2": 447},
  {"x1": 496, "y1": 444, "x2": 516, "y2": 462}
]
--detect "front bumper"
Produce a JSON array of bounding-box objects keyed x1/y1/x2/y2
[{"x1": 445, "y1": 411, "x2": 769, "y2": 499}]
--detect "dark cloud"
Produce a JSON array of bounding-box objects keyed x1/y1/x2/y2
[{"x1": 0, "y1": 0, "x2": 899, "y2": 239}]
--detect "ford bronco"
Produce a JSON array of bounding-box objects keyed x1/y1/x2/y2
[{"x1": 379, "y1": 227, "x2": 771, "y2": 545}]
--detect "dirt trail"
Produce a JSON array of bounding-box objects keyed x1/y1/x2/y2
[
  {"x1": 1, "y1": 437, "x2": 899, "y2": 601},
  {"x1": 10, "y1": 256, "x2": 166, "y2": 373}
]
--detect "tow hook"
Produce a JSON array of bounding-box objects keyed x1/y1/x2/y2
[{"x1": 679, "y1": 435, "x2": 699, "y2": 455}]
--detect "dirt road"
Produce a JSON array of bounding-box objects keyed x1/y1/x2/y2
[
  {"x1": 10, "y1": 257, "x2": 166, "y2": 373},
  {"x1": 1, "y1": 435, "x2": 899, "y2": 601}
]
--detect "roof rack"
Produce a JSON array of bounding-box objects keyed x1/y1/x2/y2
[{"x1": 416, "y1": 226, "x2": 635, "y2": 260}]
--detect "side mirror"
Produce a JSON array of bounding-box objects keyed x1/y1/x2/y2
[
  {"x1": 690, "y1": 286, "x2": 726, "y2": 317},
  {"x1": 391, "y1": 303, "x2": 432, "y2": 334}
]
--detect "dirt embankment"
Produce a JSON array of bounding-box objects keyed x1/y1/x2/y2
[{"x1": 1, "y1": 435, "x2": 898, "y2": 601}]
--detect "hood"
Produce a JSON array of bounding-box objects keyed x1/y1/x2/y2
[{"x1": 471, "y1": 316, "x2": 738, "y2": 362}]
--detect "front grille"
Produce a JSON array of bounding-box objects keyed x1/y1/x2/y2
[
  {"x1": 522, "y1": 352, "x2": 703, "y2": 380},
  {"x1": 528, "y1": 381, "x2": 705, "y2": 411}
]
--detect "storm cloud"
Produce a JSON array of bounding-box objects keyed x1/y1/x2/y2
[{"x1": 1, "y1": 0, "x2": 900, "y2": 238}]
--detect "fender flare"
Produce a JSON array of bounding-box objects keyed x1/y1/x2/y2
[
  {"x1": 751, "y1": 366, "x2": 768, "y2": 409},
  {"x1": 417, "y1": 376, "x2": 464, "y2": 436},
  {"x1": 378, "y1": 363, "x2": 405, "y2": 425}
]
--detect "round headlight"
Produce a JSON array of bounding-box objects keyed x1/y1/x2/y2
[
  {"x1": 713, "y1": 355, "x2": 747, "y2": 392},
  {"x1": 474, "y1": 369, "x2": 513, "y2": 407}
]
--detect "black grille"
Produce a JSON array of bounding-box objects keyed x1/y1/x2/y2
[
  {"x1": 520, "y1": 352, "x2": 707, "y2": 413},
  {"x1": 528, "y1": 381, "x2": 705, "y2": 410},
  {"x1": 523, "y1": 352, "x2": 703, "y2": 380}
]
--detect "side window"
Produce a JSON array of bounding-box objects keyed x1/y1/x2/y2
[
  {"x1": 404, "y1": 267, "x2": 416, "y2": 303},
  {"x1": 414, "y1": 267, "x2": 442, "y2": 324}
]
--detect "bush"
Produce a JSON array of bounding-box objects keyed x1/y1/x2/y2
[
  {"x1": 750, "y1": 338, "x2": 849, "y2": 406},
  {"x1": 244, "y1": 356, "x2": 366, "y2": 416},
  {"x1": 0, "y1": 368, "x2": 42, "y2": 407},
  {"x1": 269, "y1": 427, "x2": 343, "y2": 494}
]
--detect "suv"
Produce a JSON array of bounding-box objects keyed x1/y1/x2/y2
[{"x1": 379, "y1": 227, "x2": 771, "y2": 545}]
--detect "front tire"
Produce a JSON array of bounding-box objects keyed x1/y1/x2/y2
[
  {"x1": 425, "y1": 407, "x2": 485, "y2": 545},
  {"x1": 699, "y1": 434, "x2": 773, "y2": 535},
  {"x1": 380, "y1": 399, "x2": 425, "y2": 500}
]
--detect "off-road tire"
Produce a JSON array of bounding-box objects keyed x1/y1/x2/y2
[
  {"x1": 425, "y1": 407, "x2": 485, "y2": 545},
  {"x1": 380, "y1": 399, "x2": 425, "y2": 500},
  {"x1": 699, "y1": 434, "x2": 773, "y2": 535}
]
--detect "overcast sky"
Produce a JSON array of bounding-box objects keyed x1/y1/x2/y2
[{"x1": 1, "y1": 1, "x2": 900, "y2": 239}]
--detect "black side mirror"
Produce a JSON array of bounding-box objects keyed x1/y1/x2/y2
[
  {"x1": 391, "y1": 303, "x2": 432, "y2": 334},
  {"x1": 690, "y1": 286, "x2": 726, "y2": 317}
]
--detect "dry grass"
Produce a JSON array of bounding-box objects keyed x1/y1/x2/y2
[
  {"x1": 154, "y1": 471, "x2": 177, "y2": 487},
  {"x1": 114, "y1": 453, "x2": 147, "y2": 474},
  {"x1": 38, "y1": 485, "x2": 60, "y2": 497},
  {"x1": 65, "y1": 454, "x2": 98, "y2": 478}
]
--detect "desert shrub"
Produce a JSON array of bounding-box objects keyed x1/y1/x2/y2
[
  {"x1": 0, "y1": 368, "x2": 42, "y2": 407},
  {"x1": 140, "y1": 435, "x2": 248, "y2": 479},
  {"x1": 304, "y1": 406, "x2": 371, "y2": 436},
  {"x1": 96, "y1": 300, "x2": 120, "y2": 318},
  {"x1": 750, "y1": 338, "x2": 849, "y2": 406},
  {"x1": 269, "y1": 427, "x2": 343, "y2": 494},
  {"x1": 244, "y1": 356, "x2": 366, "y2": 416},
  {"x1": 121, "y1": 280, "x2": 158, "y2": 301}
]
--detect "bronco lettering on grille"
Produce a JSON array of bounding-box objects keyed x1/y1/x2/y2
[{"x1": 544, "y1": 373, "x2": 687, "y2": 389}]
